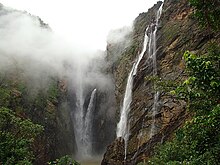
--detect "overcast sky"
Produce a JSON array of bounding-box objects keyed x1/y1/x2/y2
[{"x1": 1, "y1": 0, "x2": 159, "y2": 50}]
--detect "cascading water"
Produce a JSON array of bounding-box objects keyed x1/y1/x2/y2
[
  {"x1": 84, "y1": 88, "x2": 97, "y2": 155},
  {"x1": 73, "y1": 87, "x2": 97, "y2": 159},
  {"x1": 130, "y1": 5, "x2": 163, "y2": 163},
  {"x1": 116, "y1": 3, "x2": 163, "y2": 160},
  {"x1": 149, "y1": 3, "x2": 163, "y2": 138},
  {"x1": 116, "y1": 27, "x2": 149, "y2": 160},
  {"x1": 73, "y1": 71, "x2": 86, "y2": 157}
]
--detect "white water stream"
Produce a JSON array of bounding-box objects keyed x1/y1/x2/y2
[
  {"x1": 116, "y1": 3, "x2": 163, "y2": 160},
  {"x1": 74, "y1": 88, "x2": 97, "y2": 159},
  {"x1": 84, "y1": 88, "x2": 97, "y2": 155},
  {"x1": 116, "y1": 27, "x2": 149, "y2": 160},
  {"x1": 149, "y1": 4, "x2": 163, "y2": 138}
]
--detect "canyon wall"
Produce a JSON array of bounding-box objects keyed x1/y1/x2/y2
[{"x1": 102, "y1": 0, "x2": 220, "y2": 164}]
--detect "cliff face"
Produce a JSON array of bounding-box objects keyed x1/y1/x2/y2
[{"x1": 102, "y1": 0, "x2": 220, "y2": 164}]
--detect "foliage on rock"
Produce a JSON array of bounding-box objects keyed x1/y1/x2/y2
[
  {"x1": 189, "y1": 0, "x2": 220, "y2": 31},
  {"x1": 48, "y1": 155, "x2": 80, "y2": 165},
  {"x1": 149, "y1": 44, "x2": 220, "y2": 164},
  {"x1": 173, "y1": 44, "x2": 220, "y2": 113},
  {"x1": 0, "y1": 72, "x2": 66, "y2": 164},
  {"x1": 0, "y1": 107, "x2": 43, "y2": 164}
]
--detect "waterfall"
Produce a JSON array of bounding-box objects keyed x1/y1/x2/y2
[
  {"x1": 73, "y1": 87, "x2": 97, "y2": 159},
  {"x1": 133, "y1": 27, "x2": 149, "y2": 76},
  {"x1": 73, "y1": 72, "x2": 85, "y2": 157},
  {"x1": 129, "y1": 4, "x2": 163, "y2": 163},
  {"x1": 116, "y1": 27, "x2": 149, "y2": 159},
  {"x1": 84, "y1": 88, "x2": 97, "y2": 155},
  {"x1": 116, "y1": 3, "x2": 163, "y2": 160},
  {"x1": 149, "y1": 3, "x2": 163, "y2": 138}
]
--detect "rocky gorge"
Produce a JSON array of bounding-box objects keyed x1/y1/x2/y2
[{"x1": 0, "y1": 0, "x2": 220, "y2": 164}]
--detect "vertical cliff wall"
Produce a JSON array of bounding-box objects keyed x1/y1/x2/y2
[{"x1": 102, "y1": 0, "x2": 220, "y2": 164}]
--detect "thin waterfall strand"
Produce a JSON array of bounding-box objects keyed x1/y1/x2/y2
[
  {"x1": 84, "y1": 88, "x2": 97, "y2": 155},
  {"x1": 73, "y1": 72, "x2": 86, "y2": 157},
  {"x1": 116, "y1": 27, "x2": 149, "y2": 159},
  {"x1": 74, "y1": 87, "x2": 97, "y2": 158},
  {"x1": 149, "y1": 3, "x2": 163, "y2": 138}
]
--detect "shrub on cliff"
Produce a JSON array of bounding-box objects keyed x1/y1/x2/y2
[
  {"x1": 48, "y1": 155, "x2": 80, "y2": 165},
  {"x1": 0, "y1": 107, "x2": 44, "y2": 164},
  {"x1": 149, "y1": 106, "x2": 220, "y2": 164},
  {"x1": 189, "y1": 0, "x2": 220, "y2": 31},
  {"x1": 149, "y1": 45, "x2": 220, "y2": 164}
]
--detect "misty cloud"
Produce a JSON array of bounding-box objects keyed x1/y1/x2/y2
[
  {"x1": 0, "y1": 6, "x2": 113, "y2": 93},
  {"x1": 106, "y1": 26, "x2": 132, "y2": 64},
  {"x1": 0, "y1": 4, "x2": 121, "y2": 159},
  {"x1": 107, "y1": 26, "x2": 132, "y2": 44}
]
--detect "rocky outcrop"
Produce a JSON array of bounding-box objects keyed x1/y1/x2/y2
[{"x1": 102, "y1": 0, "x2": 220, "y2": 164}]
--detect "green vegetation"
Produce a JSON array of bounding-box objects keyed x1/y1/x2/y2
[
  {"x1": 149, "y1": 45, "x2": 220, "y2": 164},
  {"x1": 189, "y1": 0, "x2": 220, "y2": 31},
  {"x1": 0, "y1": 73, "x2": 63, "y2": 164},
  {"x1": 0, "y1": 107, "x2": 43, "y2": 164},
  {"x1": 144, "y1": 0, "x2": 220, "y2": 164},
  {"x1": 137, "y1": 162, "x2": 147, "y2": 165},
  {"x1": 48, "y1": 155, "x2": 80, "y2": 165}
]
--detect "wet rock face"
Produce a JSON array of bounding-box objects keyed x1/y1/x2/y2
[
  {"x1": 101, "y1": 138, "x2": 125, "y2": 165},
  {"x1": 107, "y1": 1, "x2": 163, "y2": 111},
  {"x1": 91, "y1": 88, "x2": 117, "y2": 154},
  {"x1": 102, "y1": 0, "x2": 220, "y2": 164}
]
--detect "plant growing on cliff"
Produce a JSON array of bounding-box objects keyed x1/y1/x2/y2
[
  {"x1": 149, "y1": 105, "x2": 220, "y2": 164},
  {"x1": 0, "y1": 107, "x2": 44, "y2": 164},
  {"x1": 148, "y1": 44, "x2": 220, "y2": 164},
  {"x1": 0, "y1": 73, "x2": 64, "y2": 164},
  {"x1": 189, "y1": 0, "x2": 220, "y2": 31},
  {"x1": 48, "y1": 155, "x2": 80, "y2": 165},
  {"x1": 174, "y1": 44, "x2": 220, "y2": 112}
]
